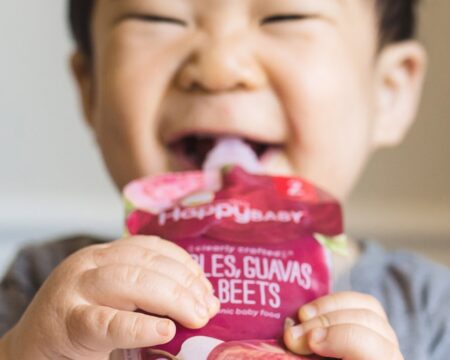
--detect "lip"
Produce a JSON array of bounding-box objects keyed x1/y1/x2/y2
[
  {"x1": 164, "y1": 128, "x2": 283, "y2": 149},
  {"x1": 159, "y1": 90, "x2": 288, "y2": 146},
  {"x1": 159, "y1": 91, "x2": 288, "y2": 171}
]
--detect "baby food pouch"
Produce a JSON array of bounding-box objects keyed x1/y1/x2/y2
[{"x1": 122, "y1": 139, "x2": 346, "y2": 360}]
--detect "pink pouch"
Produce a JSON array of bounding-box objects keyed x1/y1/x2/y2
[{"x1": 123, "y1": 166, "x2": 345, "y2": 360}]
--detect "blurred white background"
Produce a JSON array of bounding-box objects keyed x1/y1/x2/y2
[{"x1": 0, "y1": 0, "x2": 449, "y2": 274}]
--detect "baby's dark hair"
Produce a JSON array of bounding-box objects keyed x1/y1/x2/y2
[{"x1": 69, "y1": 0, "x2": 420, "y2": 57}]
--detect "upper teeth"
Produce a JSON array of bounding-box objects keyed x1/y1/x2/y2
[{"x1": 202, "y1": 137, "x2": 263, "y2": 173}]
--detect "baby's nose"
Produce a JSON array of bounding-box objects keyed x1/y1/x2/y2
[{"x1": 176, "y1": 35, "x2": 267, "y2": 93}]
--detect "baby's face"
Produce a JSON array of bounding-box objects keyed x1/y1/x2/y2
[{"x1": 84, "y1": 0, "x2": 380, "y2": 199}]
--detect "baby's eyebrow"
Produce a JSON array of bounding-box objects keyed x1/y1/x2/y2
[
  {"x1": 106, "y1": 0, "x2": 347, "y2": 10},
  {"x1": 106, "y1": 0, "x2": 346, "y2": 2}
]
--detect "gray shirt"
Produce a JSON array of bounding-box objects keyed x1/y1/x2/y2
[{"x1": 0, "y1": 235, "x2": 449, "y2": 359}]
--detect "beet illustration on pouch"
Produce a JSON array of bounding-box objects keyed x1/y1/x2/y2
[{"x1": 122, "y1": 138, "x2": 347, "y2": 360}]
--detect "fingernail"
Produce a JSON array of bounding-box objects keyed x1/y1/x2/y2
[
  {"x1": 205, "y1": 294, "x2": 219, "y2": 313},
  {"x1": 289, "y1": 325, "x2": 305, "y2": 340},
  {"x1": 311, "y1": 328, "x2": 327, "y2": 343},
  {"x1": 301, "y1": 305, "x2": 317, "y2": 320},
  {"x1": 203, "y1": 278, "x2": 214, "y2": 292},
  {"x1": 284, "y1": 317, "x2": 295, "y2": 331},
  {"x1": 156, "y1": 320, "x2": 172, "y2": 337},
  {"x1": 196, "y1": 302, "x2": 209, "y2": 318}
]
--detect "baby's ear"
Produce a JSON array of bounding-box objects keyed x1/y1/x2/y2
[
  {"x1": 70, "y1": 51, "x2": 95, "y2": 129},
  {"x1": 372, "y1": 41, "x2": 427, "y2": 147}
]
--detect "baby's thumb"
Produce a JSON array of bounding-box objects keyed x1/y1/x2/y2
[
  {"x1": 68, "y1": 305, "x2": 175, "y2": 354},
  {"x1": 283, "y1": 324, "x2": 313, "y2": 356}
]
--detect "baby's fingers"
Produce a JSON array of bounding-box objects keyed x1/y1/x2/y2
[
  {"x1": 284, "y1": 309, "x2": 398, "y2": 355},
  {"x1": 80, "y1": 265, "x2": 219, "y2": 328},
  {"x1": 93, "y1": 245, "x2": 212, "y2": 301},
  {"x1": 307, "y1": 324, "x2": 403, "y2": 360},
  {"x1": 299, "y1": 292, "x2": 387, "y2": 322},
  {"x1": 115, "y1": 236, "x2": 206, "y2": 280},
  {"x1": 67, "y1": 305, "x2": 175, "y2": 353}
]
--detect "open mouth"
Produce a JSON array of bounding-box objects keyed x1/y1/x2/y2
[{"x1": 168, "y1": 133, "x2": 281, "y2": 170}]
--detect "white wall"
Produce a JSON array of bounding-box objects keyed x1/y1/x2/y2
[
  {"x1": 0, "y1": 1, "x2": 123, "y2": 273},
  {"x1": 1, "y1": 1, "x2": 449, "y2": 274}
]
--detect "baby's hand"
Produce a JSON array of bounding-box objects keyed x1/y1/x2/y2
[
  {"x1": 2, "y1": 236, "x2": 219, "y2": 360},
  {"x1": 284, "y1": 292, "x2": 403, "y2": 359}
]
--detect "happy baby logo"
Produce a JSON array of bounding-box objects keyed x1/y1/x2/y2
[{"x1": 157, "y1": 200, "x2": 306, "y2": 227}]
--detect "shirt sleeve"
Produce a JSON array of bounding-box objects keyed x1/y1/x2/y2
[
  {"x1": 0, "y1": 235, "x2": 106, "y2": 337},
  {"x1": 344, "y1": 240, "x2": 450, "y2": 360},
  {"x1": 423, "y1": 262, "x2": 450, "y2": 360}
]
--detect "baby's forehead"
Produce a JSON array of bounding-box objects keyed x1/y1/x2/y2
[{"x1": 99, "y1": 0, "x2": 358, "y2": 11}]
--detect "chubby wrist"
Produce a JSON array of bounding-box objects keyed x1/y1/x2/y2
[
  {"x1": 0, "y1": 328, "x2": 47, "y2": 360},
  {"x1": 0, "y1": 331, "x2": 13, "y2": 360}
]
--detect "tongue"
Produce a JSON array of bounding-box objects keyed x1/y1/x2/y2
[{"x1": 202, "y1": 137, "x2": 263, "y2": 173}]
